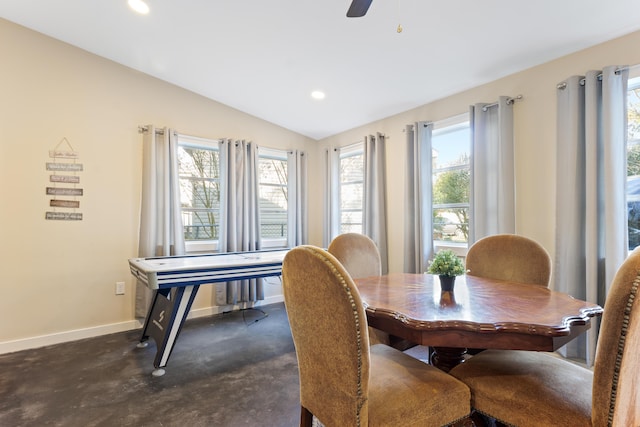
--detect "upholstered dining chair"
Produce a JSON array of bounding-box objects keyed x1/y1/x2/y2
[
  {"x1": 327, "y1": 233, "x2": 382, "y2": 280},
  {"x1": 283, "y1": 245, "x2": 471, "y2": 427},
  {"x1": 464, "y1": 234, "x2": 552, "y2": 356},
  {"x1": 465, "y1": 234, "x2": 552, "y2": 286},
  {"x1": 449, "y1": 247, "x2": 640, "y2": 427},
  {"x1": 327, "y1": 233, "x2": 389, "y2": 346}
]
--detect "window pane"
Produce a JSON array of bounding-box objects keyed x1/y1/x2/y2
[
  {"x1": 259, "y1": 155, "x2": 288, "y2": 240},
  {"x1": 339, "y1": 149, "x2": 364, "y2": 234},
  {"x1": 432, "y1": 121, "x2": 470, "y2": 246},
  {"x1": 340, "y1": 211, "x2": 362, "y2": 234},
  {"x1": 182, "y1": 209, "x2": 220, "y2": 240},
  {"x1": 179, "y1": 147, "x2": 219, "y2": 179},
  {"x1": 433, "y1": 168, "x2": 470, "y2": 205},
  {"x1": 340, "y1": 154, "x2": 363, "y2": 183},
  {"x1": 433, "y1": 207, "x2": 469, "y2": 243},
  {"x1": 432, "y1": 126, "x2": 470, "y2": 169},
  {"x1": 178, "y1": 141, "x2": 220, "y2": 242},
  {"x1": 340, "y1": 182, "x2": 363, "y2": 210}
]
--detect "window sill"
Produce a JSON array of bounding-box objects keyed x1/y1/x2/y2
[
  {"x1": 434, "y1": 240, "x2": 468, "y2": 257},
  {"x1": 185, "y1": 240, "x2": 218, "y2": 254}
]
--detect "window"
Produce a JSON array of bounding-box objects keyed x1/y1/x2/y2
[
  {"x1": 627, "y1": 75, "x2": 640, "y2": 250},
  {"x1": 431, "y1": 116, "x2": 471, "y2": 250},
  {"x1": 259, "y1": 148, "x2": 288, "y2": 248},
  {"x1": 339, "y1": 144, "x2": 364, "y2": 234},
  {"x1": 177, "y1": 135, "x2": 221, "y2": 252}
]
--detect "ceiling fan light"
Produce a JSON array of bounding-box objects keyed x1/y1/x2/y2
[
  {"x1": 311, "y1": 90, "x2": 326, "y2": 100},
  {"x1": 128, "y1": 0, "x2": 150, "y2": 15}
]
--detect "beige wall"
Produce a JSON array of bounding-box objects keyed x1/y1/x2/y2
[
  {"x1": 314, "y1": 30, "x2": 640, "y2": 275},
  {"x1": 0, "y1": 19, "x2": 315, "y2": 349},
  {"x1": 3, "y1": 15, "x2": 640, "y2": 351}
]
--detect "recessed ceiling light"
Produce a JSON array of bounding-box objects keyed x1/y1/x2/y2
[
  {"x1": 311, "y1": 90, "x2": 326, "y2": 100},
  {"x1": 128, "y1": 0, "x2": 150, "y2": 15}
]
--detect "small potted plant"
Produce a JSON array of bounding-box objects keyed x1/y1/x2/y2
[{"x1": 427, "y1": 249, "x2": 467, "y2": 291}]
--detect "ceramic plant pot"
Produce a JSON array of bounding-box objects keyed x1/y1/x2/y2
[{"x1": 439, "y1": 275, "x2": 456, "y2": 292}]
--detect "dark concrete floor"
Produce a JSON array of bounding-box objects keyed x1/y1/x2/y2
[{"x1": 0, "y1": 303, "x2": 302, "y2": 427}]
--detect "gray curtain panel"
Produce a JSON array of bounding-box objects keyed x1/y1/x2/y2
[
  {"x1": 287, "y1": 150, "x2": 308, "y2": 247},
  {"x1": 404, "y1": 122, "x2": 433, "y2": 274},
  {"x1": 135, "y1": 126, "x2": 186, "y2": 318},
  {"x1": 323, "y1": 147, "x2": 341, "y2": 248},
  {"x1": 469, "y1": 96, "x2": 515, "y2": 244},
  {"x1": 555, "y1": 66, "x2": 629, "y2": 365},
  {"x1": 219, "y1": 139, "x2": 263, "y2": 304},
  {"x1": 364, "y1": 133, "x2": 389, "y2": 274}
]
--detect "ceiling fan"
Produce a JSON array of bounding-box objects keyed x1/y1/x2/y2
[{"x1": 346, "y1": 0, "x2": 373, "y2": 17}]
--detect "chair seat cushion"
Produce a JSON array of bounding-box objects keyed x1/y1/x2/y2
[
  {"x1": 368, "y1": 344, "x2": 470, "y2": 427},
  {"x1": 449, "y1": 350, "x2": 592, "y2": 427}
]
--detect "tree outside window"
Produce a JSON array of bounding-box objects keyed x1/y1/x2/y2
[{"x1": 433, "y1": 154, "x2": 470, "y2": 242}]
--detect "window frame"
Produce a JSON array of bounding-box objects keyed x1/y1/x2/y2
[
  {"x1": 338, "y1": 142, "x2": 364, "y2": 235},
  {"x1": 258, "y1": 147, "x2": 289, "y2": 249},
  {"x1": 177, "y1": 134, "x2": 221, "y2": 254},
  {"x1": 431, "y1": 113, "x2": 471, "y2": 257}
]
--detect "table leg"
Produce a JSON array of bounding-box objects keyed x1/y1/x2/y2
[
  {"x1": 430, "y1": 346, "x2": 467, "y2": 372},
  {"x1": 139, "y1": 288, "x2": 170, "y2": 347},
  {"x1": 138, "y1": 285, "x2": 200, "y2": 375}
]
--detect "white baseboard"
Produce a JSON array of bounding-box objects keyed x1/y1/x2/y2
[
  {"x1": 0, "y1": 295, "x2": 285, "y2": 356},
  {"x1": 0, "y1": 319, "x2": 144, "y2": 355}
]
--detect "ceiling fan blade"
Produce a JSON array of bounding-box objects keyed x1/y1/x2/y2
[{"x1": 346, "y1": 0, "x2": 373, "y2": 17}]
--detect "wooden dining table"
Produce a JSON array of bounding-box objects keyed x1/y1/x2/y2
[{"x1": 354, "y1": 273, "x2": 603, "y2": 372}]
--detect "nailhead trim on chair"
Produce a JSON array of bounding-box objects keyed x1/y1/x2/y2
[
  {"x1": 314, "y1": 248, "x2": 367, "y2": 427},
  {"x1": 607, "y1": 272, "x2": 639, "y2": 426}
]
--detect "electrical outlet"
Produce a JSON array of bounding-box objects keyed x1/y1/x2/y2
[{"x1": 115, "y1": 281, "x2": 125, "y2": 295}]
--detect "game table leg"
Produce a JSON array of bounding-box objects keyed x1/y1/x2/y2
[{"x1": 137, "y1": 284, "x2": 201, "y2": 376}]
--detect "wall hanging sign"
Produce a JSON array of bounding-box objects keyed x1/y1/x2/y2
[{"x1": 45, "y1": 137, "x2": 83, "y2": 221}]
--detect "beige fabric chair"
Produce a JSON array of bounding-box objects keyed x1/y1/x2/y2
[
  {"x1": 465, "y1": 234, "x2": 552, "y2": 286},
  {"x1": 327, "y1": 233, "x2": 382, "y2": 280},
  {"x1": 328, "y1": 233, "x2": 389, "y2": 345},
  {"x1": 450, "y1": 247, "x2": 640, "y2": 427},
  {"x1": 465, "y1": 234, "x2": 552, "y2": 356},
  {"x1": 283, "y1": 245, "x2": 471, "y2": 427}
]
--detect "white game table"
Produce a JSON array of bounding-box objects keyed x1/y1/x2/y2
[{"x1": 129, "y1": 249, "x2": 289, "y2": 376}]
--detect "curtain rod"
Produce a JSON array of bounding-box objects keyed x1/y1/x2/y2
[
  {"x1": 481, "y1": 95, "x2": 523, "y2": 111},
  {"x1": 138, "y1": 125, "x2": 165, "y2": 135},
  {"x1": 556, "y1": 65, "x2": 637, "y2": 90},
  {"x1": 402, "y1": 122, "x2": 433, "y2": 132}
]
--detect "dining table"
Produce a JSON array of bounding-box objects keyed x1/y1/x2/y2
[{"x1": 354, "y1": 273, "x2": 604, "y2": 372}]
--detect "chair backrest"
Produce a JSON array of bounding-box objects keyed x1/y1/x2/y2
[
  {"x1": 282, "y1": 245, "x2": 371, "y2": 426},
  {"x1": 328, "y1": 233, "x2": 381, "y2": 279},
  {"x1": 592, "y1": 247, "x2": 640, "y2": 427},
  {"x1": 465, "y1": 234, "x2": 552, "y2": 286}
]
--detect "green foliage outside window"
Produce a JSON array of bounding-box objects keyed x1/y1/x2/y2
[{"x1": 433, "y1": 166, "x2": 470, "y2": 241}]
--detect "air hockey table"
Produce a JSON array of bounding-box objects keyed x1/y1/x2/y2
[{"x1": 129, "y1": 248, "x2": 289, "y2": 376}]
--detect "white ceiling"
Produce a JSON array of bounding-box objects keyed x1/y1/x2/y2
[{"x1": 2, "y1": 0, "x2": 640, "y2": 140}]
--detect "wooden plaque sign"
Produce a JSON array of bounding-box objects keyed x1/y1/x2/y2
[
  {"x1": 49, "y1": 150, "x2": 79, "y2": 159},
  {"x1": 45, "y1": 212, "x2": 83, "y2": 221},
  {"x1": 46, "y1": 162, "x2": 83, "y2": 172},
  {"x1": 50, "y1": 200, "x2": 80, "y2": 208},
  {"x1": 45, "y1": 137, "x2": 84, "y2": 221},
  {"x1": 50, "y1": 175, "x2": 80, "y2": 184},
  {"x1": 46, "y1": 187, "x2": 83, "y2": 196}
]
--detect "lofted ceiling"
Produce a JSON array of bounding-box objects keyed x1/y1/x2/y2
[{"x1": 2, "y1": 0, "x2": 640, "y2": 140}]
